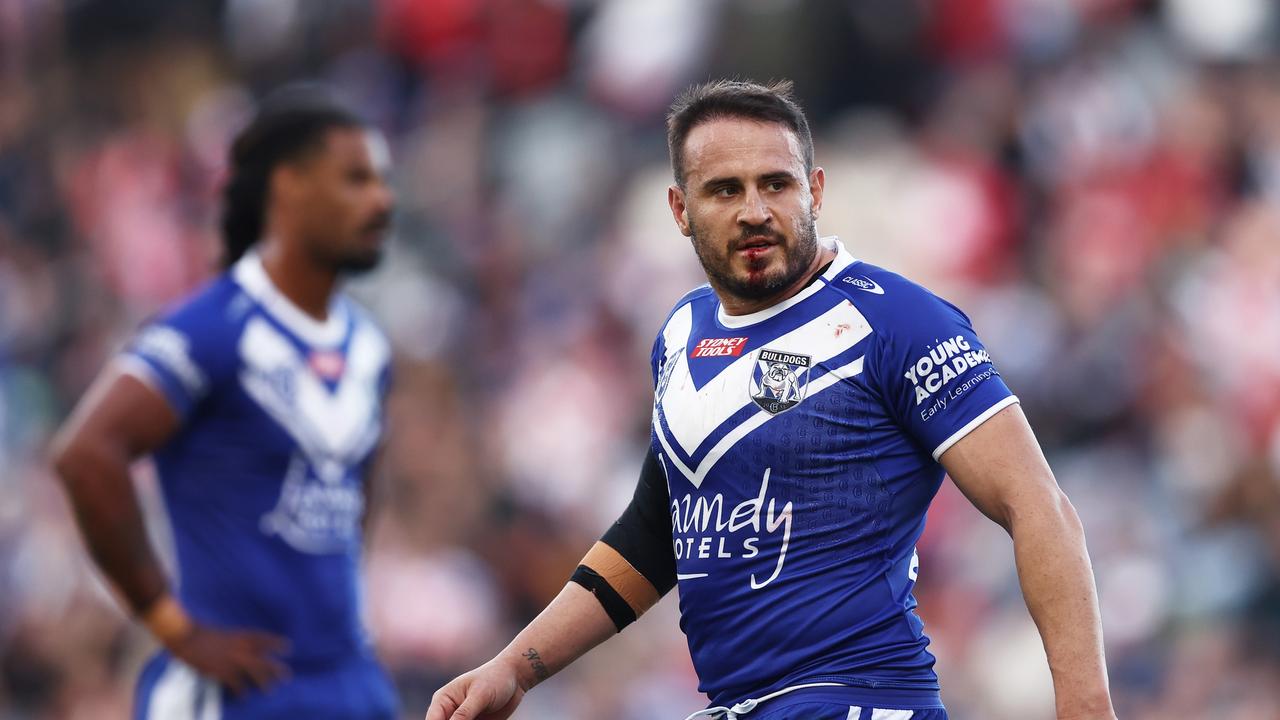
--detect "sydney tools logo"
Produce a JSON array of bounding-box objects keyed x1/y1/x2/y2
[{"x1": 691, "y1": 337, "x2": 749, "y2": 358}]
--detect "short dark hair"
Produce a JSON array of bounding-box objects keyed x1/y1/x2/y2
[
  {"x1": 220, "y1": 84, "x2": 364, "y2": 267},
  {"x1": 666, "y1": 79, "x2": 814, "y2": 188}
]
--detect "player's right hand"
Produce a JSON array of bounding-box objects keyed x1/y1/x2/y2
[
  {"x1": 425, "y1": 660, "x2": 525, "y2": 720},
  {"x1": 165, "y1": 623, "x2": 291, "y2": 697}
]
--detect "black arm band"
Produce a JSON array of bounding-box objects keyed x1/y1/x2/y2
[
  {"x1": 570, "y1": 564, "x2": 637, "y2": 632},
  {"x1": 600, "y1": 448, "x2": 677, "y2": 595}
]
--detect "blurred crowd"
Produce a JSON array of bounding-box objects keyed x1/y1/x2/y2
[{"x1": 2, "y1": 0, "x2": 1279, "y2": 718}]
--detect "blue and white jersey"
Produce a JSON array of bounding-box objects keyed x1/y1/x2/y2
[
  {"x1": 121, "y1": 252, "x2": 391, "y2": 670},
  {"x1": 651, "y1": 239, "x2": 1017, "y2": 708}
]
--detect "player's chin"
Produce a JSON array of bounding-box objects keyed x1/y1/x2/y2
[
  {"x1": 738, "y1": 258, "x2": 789, "y2": 285},
  {"x1": 729, "y1": 272, "x2": 788, "y2": 300},
  {"x1": 335, "y1": 246, "x2": 384, "y2": 274},
  {"x1": 732, "y1": 252, "x2": 782, "y2": 277}
]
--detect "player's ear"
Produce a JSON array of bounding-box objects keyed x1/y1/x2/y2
[
  {"x1": 809, "y1": 166, "x2": 825, "y2": 220},
  {"x1": 668, "y1": 184, "x2": 692, "y2": 237},
  {"x1": 270, "y1": 163, "x2": 306, "y2": 209}
]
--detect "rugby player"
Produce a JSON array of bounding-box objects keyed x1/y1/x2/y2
[
  {"x1": 52, "y1": 86, "x2": 398, "y2": 719},
  {"x1": 426, "y1": 79, "x2": 1115, "y2": 720}
]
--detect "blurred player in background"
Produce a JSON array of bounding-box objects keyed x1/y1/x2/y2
[
  {"x1": 426, "y1": 80, "x2": 1116, "y2": 720},
  {"x1": 51, "y1": 86, "x2": 398, "y2": 719}
]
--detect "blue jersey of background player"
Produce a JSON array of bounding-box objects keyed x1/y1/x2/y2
[
  {"x1": 426, "y1": 81, "x2": 1117, "y2": 720},
  {"x1": 52, "y1": 86, "x2": 398, "y2": 719}
]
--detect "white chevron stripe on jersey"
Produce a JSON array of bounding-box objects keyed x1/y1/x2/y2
[
  {"x1": 870, "y1": 710, "x2": 914, "y2": 720},
  {"x1": 656, "y1": 300, "x2": 872, "y2": 464},
  {"x1": 846, "y1": 708, "x2": 863, "y2": 720},
  {"x1": 658, "y1": 355, "x2": 865, "y2": 488},
  {"x1": 238, "y1": 316, "x2": 387, "y2": 482}
]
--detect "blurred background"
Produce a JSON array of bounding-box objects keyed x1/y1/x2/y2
[{"x1": 2, "y1": 0, "x2": 1279, "y2": 718}]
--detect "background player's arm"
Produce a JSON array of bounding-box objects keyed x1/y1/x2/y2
[
  {"x1": 940, "y1": 404, "x2": 1116, "y2": 720},
  {"x1": 51, "y1": 366, "x2": 179, "y2": 618},
  {"x1": 426, "y1": 450, "x2": 675, "y2": 720},
  {"x1": 50, "y1": 364, "x2": 288, "y2": 695}
]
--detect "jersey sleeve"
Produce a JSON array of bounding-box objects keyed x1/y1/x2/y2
[
  {"x1": 650, "y1": 333, "x2": 663, "y2": 386},
  {"x1": 119, "y1": 298, "x2": 234, "y2": 421},
  {"x1": 651, "y1": 327, "x2": 674, "y2": 399},
  {"x1": 868, "y1": 286, "x2": 1018, "y2": 460}
]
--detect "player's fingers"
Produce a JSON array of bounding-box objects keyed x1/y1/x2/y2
[
  {"x1": 447, "y1": 693, "x2": 489, "y2": 720},
  {"x1": 218, "y1": 665, "x2": 248, "y2": 698},
  {"x1": 424, "y1": 691, "x2": 459, "y2": 720},
  {"x1": 237, "y1": 658, "x2": 271, "y2": 692},
  {"x1": 238, "y1": 652, "x2": 290, "y2": 691},
  {"x1": 242, "y1": 630, "x2": 291, "y2": 656}
]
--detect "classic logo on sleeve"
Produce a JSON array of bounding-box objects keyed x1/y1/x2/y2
[
  {"x1": 750, "y1": 348, "x2": 811, "y2": 415},
  {"x1": 905, "y1": 334, "x2": 994, "y2": 407},
  {"x1": 841, "y1": 275, "x2": 885, "y2": 295}
]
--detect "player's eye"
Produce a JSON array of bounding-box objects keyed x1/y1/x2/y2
[
  {"x1": 765, "y1": 180, "x2": 787, "y2": 192},
  {"x1": 714, "y1": 185, "x2": 739, "y2": 198}
]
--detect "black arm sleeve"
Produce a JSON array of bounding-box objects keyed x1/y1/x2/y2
[
  {"x1": 601, "y1": 447, "x2": 677, "y2": 596},
  {"x1": 570, "y1": 448, "x2": 678, "y2": 631}
]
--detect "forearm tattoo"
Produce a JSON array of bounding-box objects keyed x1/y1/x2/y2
[{"x1": 522, "y1": 648, "x2": 550, "y2": 684}]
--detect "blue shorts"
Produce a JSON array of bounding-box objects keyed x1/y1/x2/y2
[
  {"x1": 694, "y1": 684, "x2": 946, "y2": 720},
  {"x1": 134, "y1": 651, "x2": 398, "y2": 720},
  {"x1": 757, "y1": 706, "x2": 948, "y2": 720}
]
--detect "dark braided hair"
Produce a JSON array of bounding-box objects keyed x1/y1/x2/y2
[{"x1": 220, "y1": 85, "x2": 363, "y2": 267}]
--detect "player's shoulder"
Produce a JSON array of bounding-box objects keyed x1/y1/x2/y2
[
  {"x1": 149, "y1": 272, "x2": 245, "y2": 337},
  {"x1": 127, "y1": 272, "x2": 244, "y2": 393},
  {"x1": 657, "y1": 283, "x2": 716, "y2": 331},
  {"x1": 668, "y1": 283, "x2": 716, "y2": 316},
  {"x1": 827, "y1": 258, "x2": 970, "y2": 337}
]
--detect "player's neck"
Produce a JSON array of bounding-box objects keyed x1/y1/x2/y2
[
  {"x1": 717, "y1": 244, "x2": 838, "y2": 317},
  {"x1": 256, "y1": 241, "x2": 338, "y2": 321}
]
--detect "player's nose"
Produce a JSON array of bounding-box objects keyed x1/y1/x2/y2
[
  {"x1": 736, "y1": 187, "x2": 772, "y2": 226},
  {"x1": 373, "y1": 178, "x2": 395, "y2": 214}
]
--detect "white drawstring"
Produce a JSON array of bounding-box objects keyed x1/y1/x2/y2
[{"x1": 682, "y1": 682, "x2": 846, "y2": 720}]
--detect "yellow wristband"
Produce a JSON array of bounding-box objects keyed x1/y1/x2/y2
[{"x1": 142, "y1": 595, "x2": 194, "y2": 645}]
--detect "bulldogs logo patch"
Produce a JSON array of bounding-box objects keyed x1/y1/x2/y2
[{"x1": 750, "y1": 348, "x2": 811, "y2": 415}]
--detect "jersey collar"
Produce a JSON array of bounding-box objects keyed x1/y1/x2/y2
[{"x1": 231, "y1": 251, "x2": 349, "y2": 347}]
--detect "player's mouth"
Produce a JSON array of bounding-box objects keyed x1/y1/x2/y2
[
  {"x1": 734, "y1": 234, "x2": 781, "y2": 260},
  {"x1": 360, "y1": 214, "x2": 392, "y2": 245}
]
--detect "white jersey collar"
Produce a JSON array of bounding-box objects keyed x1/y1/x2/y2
[
  {"x1": 231, "y1": 250, "x2": 349, "y2": 347},
  {"x1": 715, "y1": 236, "x2": 857, "y2": 329}
]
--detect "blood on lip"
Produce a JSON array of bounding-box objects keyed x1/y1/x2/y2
[{"x1": 739, "y1": 236, "x2": 775, "y2": 250}]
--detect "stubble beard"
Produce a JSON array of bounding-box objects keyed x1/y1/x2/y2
[
  {"x1": 333, "y1": 248, "x2": 383, "y2": 275},
  {"x1": 689, "y1": 214, "x2": 820, "y2": 303},
  {"x1": 307, "y1": 217, "x2": 389, "y2": 276},
  {"x1": 309, "y1": 241, "x2": 383, "y2": 276}
]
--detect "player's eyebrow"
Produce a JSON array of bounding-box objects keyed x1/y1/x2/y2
[
  {"x1": 758, "y1": 171, "x2": 796, "y2": 185},
  {"x1": 699, "y1": 175, "x2": 742, "y2": 192},
  {"x1": 698, "y1": 170, "x2": 796, "y2": 193}
]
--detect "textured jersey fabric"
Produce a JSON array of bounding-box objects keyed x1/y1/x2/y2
[{"x1": 650, "y1": 238, "x2": 1016, "y2": 708}]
